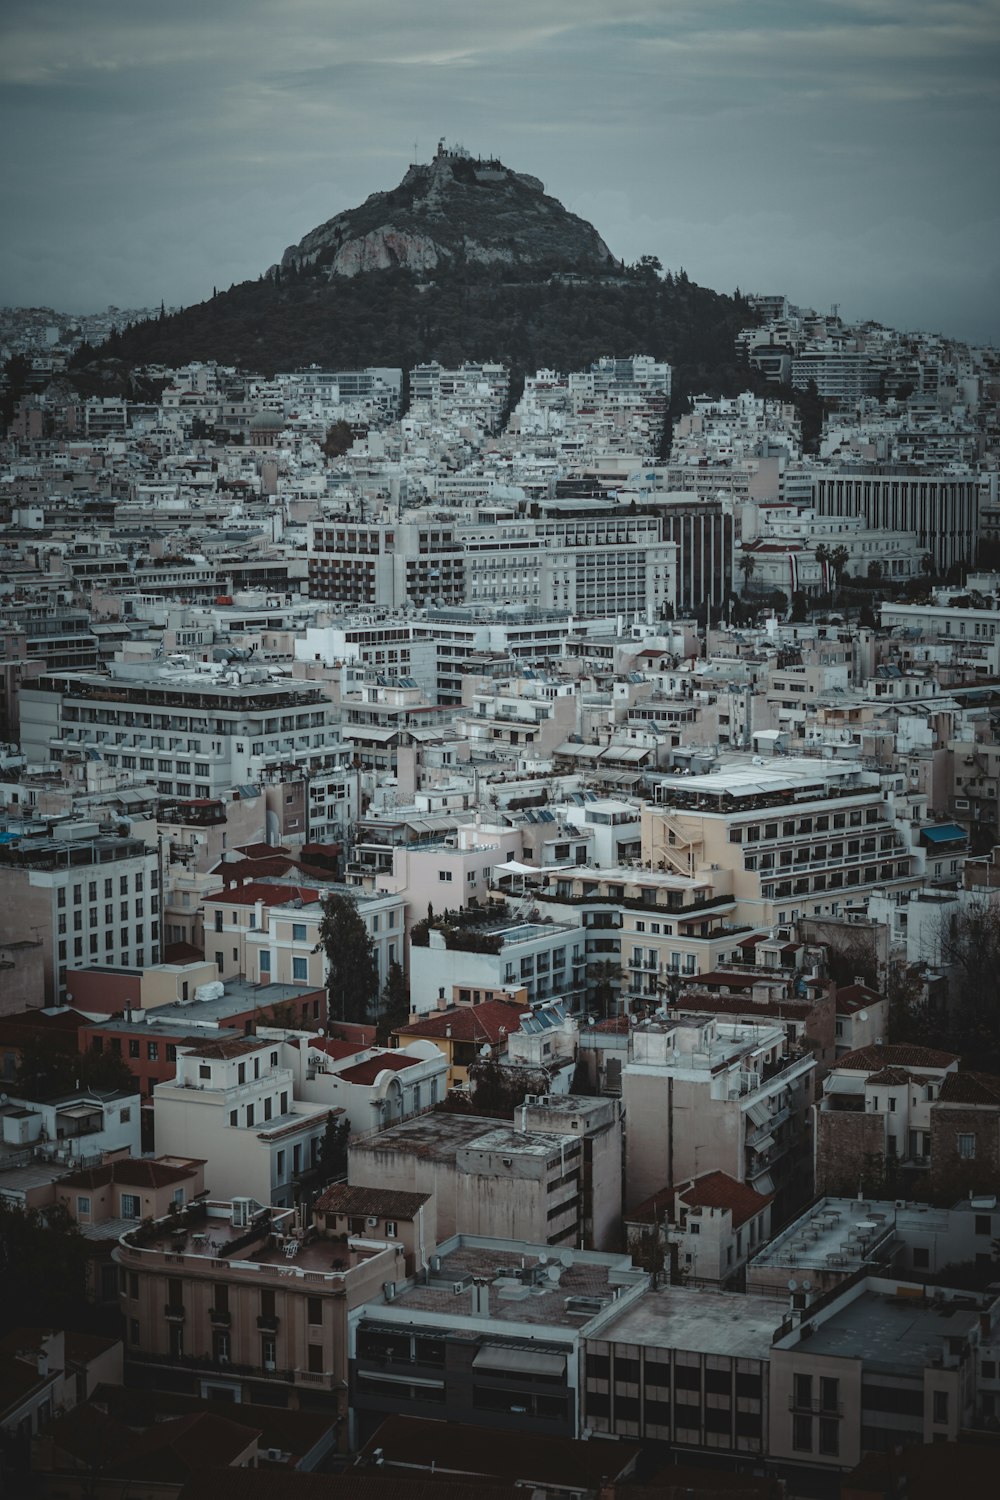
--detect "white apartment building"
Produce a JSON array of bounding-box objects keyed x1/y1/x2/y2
[
  {"x1": 153, "y1": 1035, "x2": 333, "y2": 1207},
  {"x1": 1, "y1": 1086, "x2": 141, "y2": 1167},
  {"x1": 0, "y1": 829, "x2": 160, "y2": 1004},
  {"x1": 408, "y1": 918, "x2": 587, "y2": 1017},
  {"x1": 19, "y1": 665, "x2": 341, "y2": 801}
]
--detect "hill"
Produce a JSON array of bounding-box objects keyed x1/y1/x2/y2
[{"x1": 81, "y1": 149, "x2": 761, "y2": 405}]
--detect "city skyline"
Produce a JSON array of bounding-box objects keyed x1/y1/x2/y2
[{"x1": 2, "y1": 0, "x2": 999, "y2": 342}]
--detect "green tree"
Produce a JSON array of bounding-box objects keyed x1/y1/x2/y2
[
  {"x1": 316, "y1": 1112, "x2": 351, "y2": 1183},
  {"x1": 315, "y1": 892, "x2": 380, "y2": 1024},
  {"x1": 829, "y1": 545, "x2": 850, "y2": 594},
  {"x1": 586, "y1": 960, "x2": 626, "y2": 1022},
  {"x1": 790, "y1": 590, "x2": 808, "y2": 623},
  {"x1": 737, "y1": 552, "x2": 756, "y2": 596},
  {"x1": 920, "y1": 552, "x2": 935, "y2": 578},
  {"x1": 867, "y1": 560, "x2": 883, "y2": 585},
  {"x1": 322, "y1": 419, "x2": 354, "y2": 458},
  {"x1": 15, "y1": 1038, "x2": 136, "y2": 1101},
  {"x1": 376, "y1": 960, "x2": 410, "y2": 1046}
]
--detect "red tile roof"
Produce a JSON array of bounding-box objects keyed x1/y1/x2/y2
[
  {"x1": 836, "y1": 983, "x2": 881, "y2": 1011},
  {"x1": 835, "y1": 1042, "x2": 958, "y2": 1072},
  {"x1": 308, "y1": 1037, "x2": 366, "y2": 1062},
  {"x1": 864, "y1": 1066, "x2": 913, "y2": 1086},
  {"x1": 936, "y1": 1071, "x2": 1000, "y2": 1106},
  {"x1": 395, "y1": 1000, "x2": 525, "y2": 1045},
  {"x1": 313, "y1": 1184, "x2": 431, "y2": 1218},
  {"x1": 336, "y1": 1052, "x2": 422, "y2": 1086},
  {"x1": 204, "y1": 882, "x2": 320, "y2": 908},
  {"x1": 677, "y1": 1170, "x2": 773, "y2": 1229}
]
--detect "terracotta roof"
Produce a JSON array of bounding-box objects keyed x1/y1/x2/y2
[
  {"x1": 204, "y1": 882, "x2": 320, "y2": 908},
  {"x1": 335, "y1": 1052, "x2": 423, "y2": 1086},
  {"x1": 936, "y1": 1071, "x2": 1000, "y2": 1107},
  {"x1": 162, "y1": 941, "x2": 205, "y2": 964},
  {"x1": 835, "y1": 1042, "x2": 958, "y2": 1071},
  {"x1": 395, "y1": 1000, "x2": 524, "y2": 1045},
  {"x1": 313, "y1": 1183, "x2": 431, "y2": 1219},
  {"x1": 678, "y1": 1170, "x2": 773, "y2": 1229},
  {"x1": 836, "y1": 983, "x2": 881, "y2": 1011},
  {"x1": 673, "y1": 993, "x2": 812, "y2": 1021},
  {"x1": 180, "y1": 1035, "x2": 271, "y2": 1060},
  {"x1": 308, "y1": 1037, "x2": 365, "y2": 1062},
  {"x1": 864, "y1": 1066, "x2": 913, "y2": 1086}
]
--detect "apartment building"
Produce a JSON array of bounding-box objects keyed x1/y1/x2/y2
[
  {"x1": 408, "y1": 917, "x2": 586, "y2": 1017},
  {"x1": 115, "y1": 1196, "x2": 404, "y2": 1427},
  {"x1": 642, "y1": 756, "x2": 924, "y2": 933},
  {"x1": 625, "y1": 1170, "x2": 774, "y2": 1287},
  {"x1": 18, "y1": 665, "x2": 340, "y2": 800},
  {"x1": 813, "y1": 1041, "x2": 960, "y2": 1195},
  {"x1": 583, "y1": 1283, "x2": 785, "y2": 1459},
  {"x1": 348, "y1": 1233, "x2": 647, "y2": 1446},
  {"x1": 623, "y1": 1014, "x2": 816, "y2": 1224},
  {"x1": 349, "y1": 1099, "x2": 622, "y2": 1250},
  {"x1": 152, "y1": 1035, "x2": 333, "y2": 1207},
  {"x1": 0, "y1": 1085, "x2": 141, "y2": 1168},
  {"x1": 0, "y1": 830, "x2": 159, "y2": 1004},
  {"x1": 768, "y1": 1276, "x2": 999, "y2": 1471},
  {"x1": 202, "y1": 879, "x2": 405, "y2": 992}
]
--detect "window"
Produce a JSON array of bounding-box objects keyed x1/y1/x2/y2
[
  {"x1": 794, "y1": 1373, "x2": 813, "y2": 1410},
  {"x1": 260, "y1": 951, "x2": 271, "y2": 974},
  {"x1": 819, "y1": 1417, "x2": 839, "y2": 1456},
  {"x1": 120, "y1": 1107, "x2": 131, "y2": 1123},
  {"x1": 229, "y1": 1110, "x2": 238, "y2": 1127},
  {"x1": 958, "y1": 1133, "x2": 976, "y2": 1159},
  {"x1": 913, "y1": 1247, "x2": 930, "y2": 1268},
  {"x1": 792, "y1": 1413, "x2": 812, "y2": 1452},
  {"x1": 386, "y1": 1220, "x2": 397, "y2": 1238},
  {"x1": 199, "y1": 1064, "x2": 211, "y2": 1080},
  {"x1": 307, "y1": 1297, "x2": 323, "y2": 1325},
  {"x1": 307, "y1": 1343, "x2": 324, "y2": 1373},
  {"x1": 292, "y1": 922, "x2": 307, "y2": 941},
  {"x1": 147, "y1": 1042, "x2": 159, "y2": 1062},
  {"x1": 293, "y1": 956, "x2": 307, "y2": 981},
  {"x1": 438, "y1": 870, "x2": 453, "y2": 882},
  {"x1": 933, "y1": 1390, "x2": 949, "y2": 1425},
  {"x1": 129, "y1": 1039, "x2": 140, "y2": 1058},
  {"x1": 121, "y1": 1193, "x2": 140, "y2": 1218},
  {"x1": 820, "y1": 1377, "x2": 839, "y2": 1413},
  {"x1": 77, "y1": 1196, "x2": 91, "y2": 1217},
  {"x1": 246, "y1": 1104, "x2": 254, "y2": 1126},
  {"x1": 975, "y1": 1215, "x2": 992, "y2": 1235}
]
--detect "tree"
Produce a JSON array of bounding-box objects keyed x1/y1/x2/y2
[
  {"x1": 315, "y1": 892, "x2": 380, "y2": 1024},
  {"x1": 920, "y1": 552, "x2": 935, "y2": 579},
  {"x1": 14, "y1": 1038, "x2": 136, "y2": 1101},
  {"x1": 376, "y1": 960, "x2": 410, "y2": 1046},
  {"x1": 790, "y1": 590, "x2": 808, "y2": 623},
  {"x1": 315, "y1": 1112, "x2": 351, "y2": 1184},
  {"x1": 322, "y1": 419, "x2": 354, "y2": 458},
  {"x1": 938, "y1": 898, "x2": 1000, "y2": 1072},
  {"x1": 586, "y1": 959, "x2": 626, "y2": 1022},
  {"x1": 737, "y1": 552, "x2": 756, "y2": 596},
  {"x1": 829, "y1": 545, "x2": 849, "y2": 594},
  {"x1": 858, "y1": 603, "x2": 877, "y2": 628},
  {"x1": 867, "y1": 561, "x2": 883, "y2": 585}
]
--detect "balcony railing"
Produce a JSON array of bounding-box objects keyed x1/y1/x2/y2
[
  {"x1": 788, "y1": 1397, "x2": 844, "y2": 1416},
  {"x1": 164, "y1": 1303, "x2": 185, "y2": 1321},
  {"x1": 257, "y1": 1314, "x2": 279, "y2": 1332}
]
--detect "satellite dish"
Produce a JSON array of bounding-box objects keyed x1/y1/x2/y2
[
  {"x1": 802, "y1": 1279, "x2": 812, "y2": 1291},
  {"x1": 559, "y1": 1250, "x2": 574, "y2": 1268},
  {"x1": 629, "y1": 1014, "x2": 639, "y2": 1026},
  {"x1": 479, "y1": 1043, "x2": 492, "y2": 1058},
  {"x1": 0, "y1": 1094, "x2": 8, "y2": 1106},
  {"x1": 858, "y1": 1010, "x2": 869, "y2": 1023},
  {"x1": 787, "y1": 1278, "x2": 798, "y2": 1291},
  {"x1": 546, "y1": 1265, "x2": 561, "y2": 1282},
  {"x1": 538, "y1": 1253, "x2": 549, "y2": 1266}
]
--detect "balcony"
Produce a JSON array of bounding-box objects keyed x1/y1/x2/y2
[
  {"x1": 164, "y1": 1303, "x2": 186, "y2": 1321},
  {"x1": 257, "y1": 1314, "x2": 279, "y2": 1332},
  {"x1": 788, "y1": 1396, "x2": 844, "y2": 1416},
  {"x1": 209, "y1": 1308, "x2": 231, "y2": 1326}
]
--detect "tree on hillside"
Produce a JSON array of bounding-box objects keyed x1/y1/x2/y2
[{"x1": 315, "y1": 892, "x2": 380, "y2": 1024}]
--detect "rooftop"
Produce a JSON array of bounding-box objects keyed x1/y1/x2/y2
[
  {"x1": 794, "y1": 1283, "x2": 986, "y2": 1372},
  {"x1": 750, "y1": 1196, "x2": 898, "y2": 1274},
  {"x1": 596, "y1": 1284, "x2": 784, "y2": 1359}
]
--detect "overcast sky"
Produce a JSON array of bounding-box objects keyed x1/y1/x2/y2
[{"x1": 2, "y1": 0, "x2": 998, "y2": 342}]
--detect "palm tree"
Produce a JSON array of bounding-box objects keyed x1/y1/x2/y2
[
  {"x1": 829, "y1": 545, "x2": 849, "y2": 595},
  {"x1": 737, "y1": 552, "x2": 756, "y2": 597},
  {"x1": 920, "y1": 552, "x2": 935, "y2": 579},
  {"x1": 586, "y1": 959, "x2": 626, "y2": 1022}
]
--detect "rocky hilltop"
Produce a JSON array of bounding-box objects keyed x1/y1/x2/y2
[{"x1": 278, "y1": 145, "x2": 614, "y2": 279}]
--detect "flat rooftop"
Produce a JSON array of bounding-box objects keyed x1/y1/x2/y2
[
  {"x1": 800, "y1": 1288, "x2": 983, "y2": 1372},
  {"x1": 385, "y1": 1240, "x2": 641, "y2": 1332},
  {"x1": 140, "y1": 979, "x2": 322, "y2": 1029},
  {"x1": 596, "y1": 1285, "x2": 785, "y2": 1359},
  {"x1": 350, "y1": 1112, "x2": 507, "y2": 1162},
  {"x1": 750, "y1": 1197, "x2": 898, "y2": 1275}
]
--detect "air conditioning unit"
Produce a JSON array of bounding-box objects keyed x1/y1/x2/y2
[
  {"x1": 366, "y1": 1216, "x2": 379, "y2": 1227},
  {"x1": 264, "y1": 1360, "x2": 276, "y2": 1372},
  {"x1": 453, "y1": 1281, "x2": 465, "y2": 1295}
]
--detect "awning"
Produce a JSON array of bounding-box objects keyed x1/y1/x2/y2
[
  {"x1": 473, "y1": 1346, "x2": 566, "y2": 1378},
  {"x1": 57, "y1": 1102, "x2": 103, "y2": 1119},
  {"x1": 753, "y1": 1134, "x2": 775, "y2": 1153},
  {"x1": 358, "y1": 1370, "x2": 445, "y2": 1389},
  {"x1": 745, "y1": 1100, "x2": 771, "y2": 1127},
  {"x1": 920, "y1": 823, "x2": 966, "y2": 844}
]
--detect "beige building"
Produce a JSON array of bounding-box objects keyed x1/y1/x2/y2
[
  {"x1": 642, "y1": 756, "x2": 925, "y2": 934},
  {"x1": 153, "y1": 1035, "x2": 333, "y2": 1208},
  {"x1": 625, "y1": 1170, "x2": 773, "y2": 1287},
  {"x1": 622, "y1": 1014, "x2": 815, "y2": 1226},
  {"x1": 114, "y1": 1196, "x2": 403, "y2": 1434},
  {"x1": 768, "y1": 1276, "x2": 998, "y2": 1472}
]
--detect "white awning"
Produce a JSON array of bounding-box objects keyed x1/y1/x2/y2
[
  {"x1": 472, "y1": 1346, "x2": 566, "y2": 1378},
  {"x1": 358, "y1": 1370, "x2": 445, "y2": 1389},
  {"x1": 753, "y1": 1134, "x2": 775, "y2": 1153},
  {"x1": 746, "y1": 1100, "x2": 771, "y2": 1127}
]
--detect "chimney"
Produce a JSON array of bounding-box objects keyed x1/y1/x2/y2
[{"x1": 436, "y1": 987, "x2": 447, "y2": 1012}]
